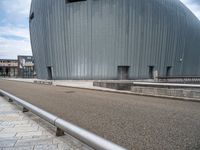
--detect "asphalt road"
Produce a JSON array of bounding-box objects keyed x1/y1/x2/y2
[{"x1": 0, "y1": 80, "x2": 200, "y2": 150}]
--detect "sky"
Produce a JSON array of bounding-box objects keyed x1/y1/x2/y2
[{"x1": 0, "y1": 0, "x2": 200, "y2": 59}]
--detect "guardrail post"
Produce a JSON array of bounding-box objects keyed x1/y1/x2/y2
[
  {"x1": 56, "y1": 127, "x2": 65, "y2": 136},
  {"x1": 23, "y1": 107, "x2": 29, "y2": 113},
  {"x1": 8, "y1": 98, "x2": 13, "y2": 102}
]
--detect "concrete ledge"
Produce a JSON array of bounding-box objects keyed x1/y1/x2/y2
[
  {"x1": 132, "y1": 86, "x2": 200, "y2": 99},
  {"x1": 93, "y1": 81, "x2": 200, "y2": 102},
  {"x1": 34, "y1": 80, "x2": 53, "y2": 85},
  {"x1": 131, "y1": 82, "x2": 200, "y2": 101},
  {"x1": 93, "y1": 81, "x2": 133, "y2": 90}
]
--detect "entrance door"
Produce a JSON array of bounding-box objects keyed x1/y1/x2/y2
[
  {"x1": 6, "y1": 68, "x2": 9, "y2": 77},
  {"x1": 166, "y1": 66, "x2": 172, "y2": 77},
  {"x1": 118, "y1": 66, "x2": 130, "y2": 80},
  {"x1": 149, "y1": 66, "x2": 154, "y2": 79},
  {"x1": 47, "y1": 67, "x2": 53, "y2": 80}
]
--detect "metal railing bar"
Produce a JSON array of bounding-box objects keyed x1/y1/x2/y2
[
  {"x1": 133, "y1": 82, "x2": 200, "y2": 88},
  {"x1": 0, "y1": 89, "x2": 127, "y2": 150}
]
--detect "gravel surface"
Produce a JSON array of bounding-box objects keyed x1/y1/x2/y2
[{"x1": 0, "y1": 80, "x2": 200, "y2": 150}]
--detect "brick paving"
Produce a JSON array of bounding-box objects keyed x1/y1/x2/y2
[{"x1": 0, "y1": 96, "x2": 93, "y2": 150}]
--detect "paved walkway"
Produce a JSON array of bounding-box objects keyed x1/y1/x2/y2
[{"x1": 0, "y1": 96, "x2": 92, "y2": 150}]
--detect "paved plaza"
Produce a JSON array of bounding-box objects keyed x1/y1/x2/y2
[{"x1": 0, "y1": 96, "x2": 92, "y2": 150}]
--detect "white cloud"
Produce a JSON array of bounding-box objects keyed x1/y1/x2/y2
[
  {"x1": 180, "y1": 0, "x2": 200, "y2": 20},
  {"x1": 0, "y1": 0, "x2": 31, "y2": 16},
  {"x1": 0, "y1": 25, "x2": 32, "y2": 59},
  {"x1": 0, "y1": 0, "x2": 32, "y2": 59},
  {"x1": 0, "y1": 36, "x2": 32, "y2": 59},
  {"x1": 0, "y1": 26, "x2": 30, "y2": 40}
]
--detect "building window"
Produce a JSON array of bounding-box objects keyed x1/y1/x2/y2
[
  {"x1": 66, "y1": 0, "x2": 86, "y2": 3},
  {"x1": 29, "y1": 12, "x2": 34, "y2": 21}
]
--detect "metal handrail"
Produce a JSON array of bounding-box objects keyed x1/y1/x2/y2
[
  {"x1": 158, "y1": 76, "x2": 200, "y2": 79},
  {"x1": 157, "y1": 76, "x2": 200, "y2": 84},
  {"x1": 0, "y1": 89, "x2": 126, "y2": 150},
  {"x1": 133, "y1": 82, "x2": 200, "y2": 88}
]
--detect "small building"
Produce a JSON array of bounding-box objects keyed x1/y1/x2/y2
[
  {"x1": 0, "y1": 56, "x2": 35, "y2": 78},
  {"x1": 18, "y1": 56, "x2": 35, "y2": 78},
  {"x1": 0, "y1": 59, "x2": 18, "y2": 77}
]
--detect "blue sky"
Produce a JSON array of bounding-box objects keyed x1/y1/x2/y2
[
  {"x1": 0, "y1": 0, "x2": 200, "y2": 59},
  {"x1": 0, "y1": 0, "x2": 32, "y2": 59}
]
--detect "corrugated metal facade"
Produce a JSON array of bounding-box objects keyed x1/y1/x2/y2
[{"x1": 30, "y1": 0, "x2": 200, "y2": 80}]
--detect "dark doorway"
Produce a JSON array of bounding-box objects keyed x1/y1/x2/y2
[
  {"x1": 6, "y1": 68, "x2": 9, "y2": 76},
  {"x1": 166, "y1": 66, "x2": 172, "y2": 77},
  {"x1": 118, "y1": 66, "x2": 130, "y2": 80},
  {"x1": 149, "y1": 66, "x2": 154, "y2": 79},
  {"x1": 47, "y1": 66, "x2": 53, "y2": 80},
  {"x1": 0, "y1": 68, "x2": 2, "y2": 76}
]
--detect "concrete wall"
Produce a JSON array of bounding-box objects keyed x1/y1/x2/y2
[
  {"x1": 93, "y1": 81, "x2": 133, "y2": 90},
  {"x1": 93, "y1": 81, "x2": 200, "y2": 100},
  {"x1": 131, "y1": 86, "x2": 200, "y2": 100},
  {"x1": 30, "y1": 0, "x2": 200, "y2": 80}
]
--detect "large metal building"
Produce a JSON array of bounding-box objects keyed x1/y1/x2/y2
[{"x1": 30, "y1": 0, "x2": 200, "y2": 80}]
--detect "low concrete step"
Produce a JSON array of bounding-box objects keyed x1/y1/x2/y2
[{"x1": 34, "y1": 80, "x2": 53, "y2": 85}]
